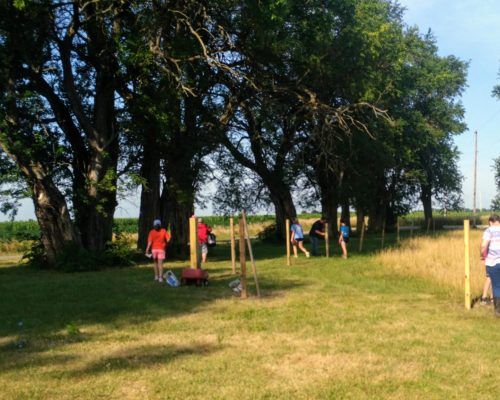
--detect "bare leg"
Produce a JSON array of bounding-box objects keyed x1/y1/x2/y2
[
  {"x1": 154, "y1": 259, "x2": 160, "y2": 280},
  {"x1": 292, "y1": 243, "x2": 298, "y2": 257},
  {"x1": 340, "y1": 240, "x2": 347, "y2": 258},
  {"x1": 158, "y1": 259, "x2": 164, "y2": 281},
  {"x1": 298, "y1": 241, "x2": 310, "y2": 257}
]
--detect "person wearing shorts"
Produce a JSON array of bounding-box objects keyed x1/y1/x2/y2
[
  {"x1": 197, "y1": 217, "x2": 212, "y2": 263},
  {"x1": 339, "y1": 218, "x2": 349, "y2": 259},
  {"x1": 290, "y1": 218, "x2": 310, "y2": 258},
  {"x1": 145, "y1": 219, "x2": 171, "y2": 282}
]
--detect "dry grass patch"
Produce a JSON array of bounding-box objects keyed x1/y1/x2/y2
[{"x1": 376, "y1": 230, "x2": 485, "y2": 297}]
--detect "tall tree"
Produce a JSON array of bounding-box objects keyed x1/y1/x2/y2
[{"x1": 0, "y1": 0, "x2": 127, "y2": 260}]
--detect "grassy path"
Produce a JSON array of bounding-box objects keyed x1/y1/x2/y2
[{"x1": 1, "y1": 241, "x2": 499, "y2": 399}]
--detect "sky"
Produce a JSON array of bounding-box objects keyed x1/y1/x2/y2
[
  {"x1": 2, "y1": 0, "x2": 499, "y2": 222},
  {"x1": 398, "y1": 0, "x2": 500, "y2": 210}
]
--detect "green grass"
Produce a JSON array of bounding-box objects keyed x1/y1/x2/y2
[{"x1": 1, "y1": 236, "x2": 500, "y2": 399}]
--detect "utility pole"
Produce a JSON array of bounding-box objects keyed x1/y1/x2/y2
[{"x1": 473, "y1": 130, "x2": 478, "y2": 227}]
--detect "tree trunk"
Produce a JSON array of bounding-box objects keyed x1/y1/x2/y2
[
  {"x1": 341, "y1": 202, "x2": 350, "y2": 228},
  {"x1": 316, "y1": 165, "x2": 339, "y2": 235},
  {"x1": 160, "y1": 177, "x2": 194, "y2": 258},
  {"x1": 420, "y1": 184, "x2": 433, "y2": 226},
  {"x1": 137, "y1": 132, "x2": 161, "y2": 250},
  {"x1": 0, "y1": 137, "x2": 80, "y2": 266},
  {"x1": 356, "y1": 207, "x2": 365, "y2": 236},
  {"x1": 31, "y1": 177, "x2": 81, "y2": 264},
  {"x1": 268, "y1": 185, "x2": 297, "y2": 241}
]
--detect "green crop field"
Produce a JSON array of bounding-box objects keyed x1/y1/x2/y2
[{"x1": 1, "y1": 232, "x2": 499, "y2": 399}]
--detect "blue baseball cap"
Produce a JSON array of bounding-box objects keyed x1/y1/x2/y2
[{"x1": 153, "y1": 219, "x2": 161, "y2": 226}]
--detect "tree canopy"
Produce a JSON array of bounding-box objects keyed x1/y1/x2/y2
[{"x1": 0, "y1": 0, "x2": 469, "y2": 267}]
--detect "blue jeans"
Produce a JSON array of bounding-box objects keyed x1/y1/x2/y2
[
  {"x1": 310, "y1": 236, "x2": 319, "y2": 256},
  {"x1": 486, "y1": 264, "x2": 500, "y2": 298}
]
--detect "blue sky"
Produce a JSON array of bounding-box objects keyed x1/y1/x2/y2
[
  {"x1": 2, "y1": 1, "x2": 499, "y2": 222},
  {"x1": 398, "y1": 0, "x2": 500, "y2": 209}
]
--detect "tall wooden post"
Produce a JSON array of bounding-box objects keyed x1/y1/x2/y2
[
  {"x1": 189, "y1": 216, "x2": 199, "y2": 269},
  {"x1": 230, "y1": 217, "x2": 236, "y2": 274},
  {"x1": 286, "y1": 219, "x2": 291, "y2": 266},
  {"x1": 358, "y1": 217, "x2": 366, "y2": 252},
  {"x1": 239, "y1": 217, "x2": 248, "y2": 299},
  {"x1": 242, "y1": 210, "x2": 260, "y2": 297},
  {"x1": 325, "y1": 222, "x2": 330, "y2": 257},
  {"x1": 464, "y1": 219, "x2": 471, "y2": 310},
  {"x1": 473, "y1": 131, "x2": 478, "y2": 228}
]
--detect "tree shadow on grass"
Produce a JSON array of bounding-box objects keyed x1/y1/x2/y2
[
  {"x1": 67, "y1": 342, "x2": 221, "y2": 377},
  {"x1": 0, "y1": 256, "x2": 306, "y2": 341},
  {"x1": 0, "y1": 339, "x2": 220, "y2": 376}
]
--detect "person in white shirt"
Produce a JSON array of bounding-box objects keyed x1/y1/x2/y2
[{"x1": 480, "y1": 215, "x2": 500, "y2": 316}]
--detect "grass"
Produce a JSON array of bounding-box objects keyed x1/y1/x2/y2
[
  {"x1": 377, "y1": 229, "x2": 486, "y2": 298},
  {"x1": 1, "y1": 232, "x2": 500, "y2": 399}
]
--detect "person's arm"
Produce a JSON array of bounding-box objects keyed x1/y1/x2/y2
[
  {"x1": 480, "y1": 238, "x2": 490, "y2": 261},
  {"x1": 315, "y1": 229, "x2": 325, "y2": 236},
  {"x1": 145, "y1": 240, "x2": 152, "y2": 254}
]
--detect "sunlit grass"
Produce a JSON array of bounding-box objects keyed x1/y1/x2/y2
[
  {"x1": 1, "y1": 231, "x2": 500, "y2": 399},
  {"x1": 376, "y1": 229, "x2": 486, "y2": 298}
]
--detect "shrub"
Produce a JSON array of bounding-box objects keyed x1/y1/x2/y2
[{"x1": 100, "y1": 234, "x2": 136, "y2": 267}]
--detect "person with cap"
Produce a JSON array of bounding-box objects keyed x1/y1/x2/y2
[
  {"x1": 197, "y1": 217, "x2": 213, "y2": 263},
  {"x1": 145, "y1": 219, "x2": 171, "y2": 282}
]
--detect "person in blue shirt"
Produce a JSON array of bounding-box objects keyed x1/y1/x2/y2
[
  {"x1": 338, "y1": 218, "x2": 349, "y2": 259},
  {"x1": 290, "y1": 218, "x2": 310, "y2": 258}
]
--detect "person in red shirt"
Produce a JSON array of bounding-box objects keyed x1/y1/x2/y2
[
  {"x1": 197, "y1": 217, "x2": 212, "y2": 263},
  {"x1": 145, "y1": 219, "x2": 171, "y2": 282}
]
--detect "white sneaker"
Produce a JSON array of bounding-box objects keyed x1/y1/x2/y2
[
  {"x1": 305, "y1": 252, "x2": 310, "y2": 258},
  {"x1": 158, "y1": 278, "x2": 163, "y2": 283},
  {"x1": 154, "y1": 276, "x2": 159, "y2": 281},
  {"x1": 294, "y1": 255, "x2": 298, "y2": 258}
]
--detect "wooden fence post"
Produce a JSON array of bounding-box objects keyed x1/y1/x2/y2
[
  {"x1": 189, "y1": 216, "x2": 199, "y2": 269},
  {"x1": 464, "y1": 220, "x2": 471, "y2": 310},
  {"x1": 230, "y1": 217, "x2": 236, "y2": 274},
  {"x1": 239, "y1": 217, "x2": 248, "y2": 299},
  {"x1": 242, "y1": 210, "x2": 260, "y2": 297}
]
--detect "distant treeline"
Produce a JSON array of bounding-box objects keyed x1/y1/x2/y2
[{"x1": 0, "y1": 212, "x2": 492, "y2": 242}]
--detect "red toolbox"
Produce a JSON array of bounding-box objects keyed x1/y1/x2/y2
[{"x1": 181, "y1": 268, "x2": 209, "y2": 286}]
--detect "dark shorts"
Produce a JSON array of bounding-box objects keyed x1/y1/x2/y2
[
  {"x1": 295, "y1": 238, "x2": 304, "y2": 242},
  {"x1": 341, "y1": 237, "x2": 349, "y2": 244}
]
